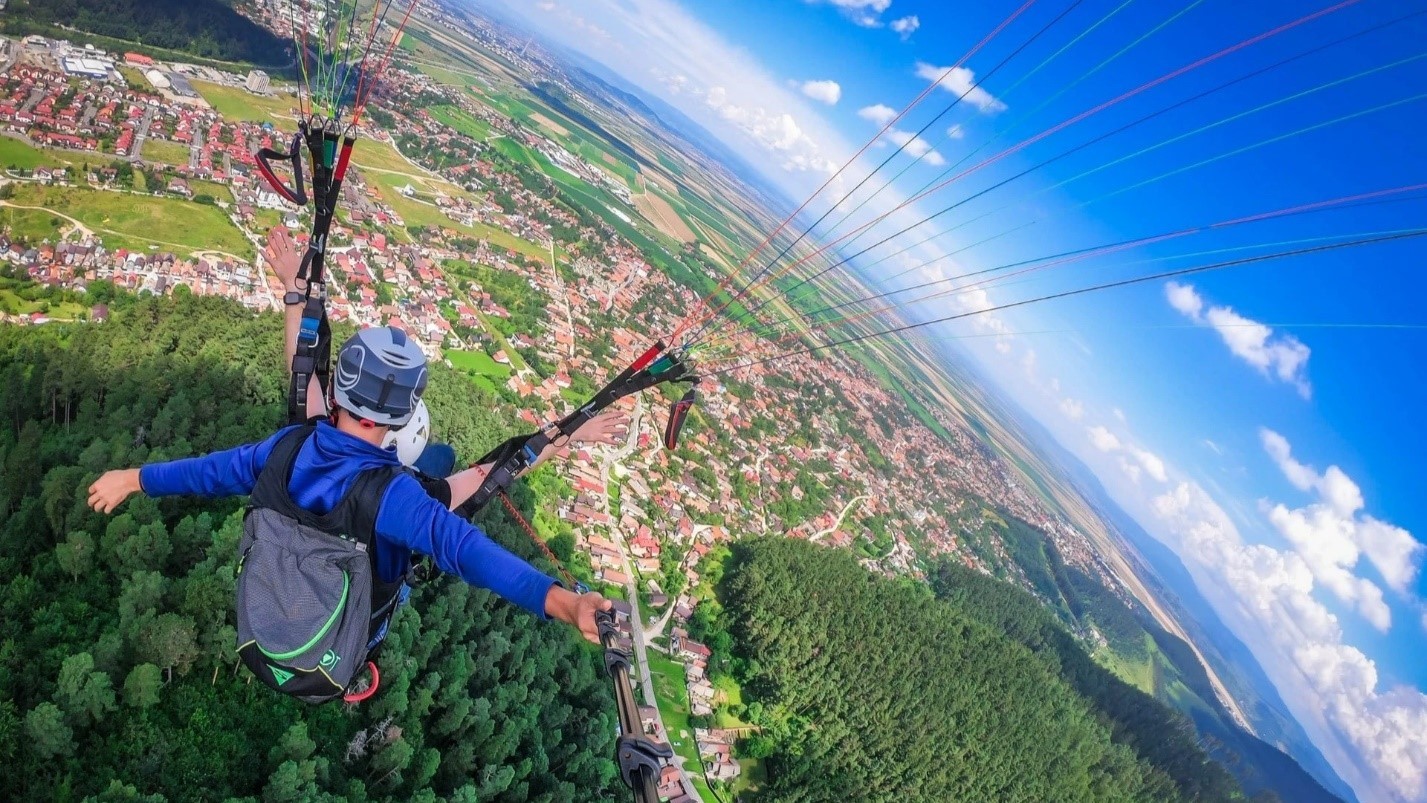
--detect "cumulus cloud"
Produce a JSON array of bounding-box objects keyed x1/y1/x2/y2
[
  {"x1": 890, "y1": 15, "x2": 920, "y2": 39},
  {"x1": 809, "y1": 0, "x2": 892, "y2": 27},
  {"x1": 696, "y1": 84, "x2": 839, "y2": 173},
  {"x1": 1129, "y1": 445, "x2": 1169, "y2": 483},
  {"x1": 857, "y1": 104, "x2": 945, "y2": 165},
  {"x1": 914, "y1": 61, "x2": 1007, "y2": 114},
  {"x1": 1088, "y1": 425, "x2": 1121, "y2": 452},
  {"x1": 1165, "y1": 281, "x2": 1312, "y2": 398},
  {"x1": 946, "y1": 124, "x2": 965, "y2": 139},
  {"x1": 885, "y1": 129, "x2": 945, "y2": 166},
  {"x1": 1152, "y1": 480, "x2": 1427, "y2": 802},
  {"x1": 800, "y1": 79, "x2": 842, "y2": 105},
  {"x1": 1260, "y1": 429, "x2": 1424, "y2": 599},
  {"x1": 857, "y1": 103, "x2": 897, "y2": 125},
  {"x1": 1060, "y1": 397, "x2": 1085, "y2": 420}
]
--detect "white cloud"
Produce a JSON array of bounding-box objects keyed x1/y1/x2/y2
[
  {"x1": 1060, "y1": 397, "x2": 1085, "y2": 420},
  {"x1": 857, "y1": 103, "x2": 897, "y2": 125},
  {"x1": 1088, "y1": 425, "x2": 1121, "y2": 453},
  {"x1": 800, "y1": 79, "x2": 842, "y2": 105},
  {"x1": 808, "y1": 0, "x2": 892, "y2": 27},
  {"x1": 885, "y1": 129, "x2": 945, "y2": 166},
  {"x1": 536, "y1": 0, "x2": 556, "y2": 10},
  {"x1": 858, "y1": 105, "x2": 945, "y2": 165},
  {"x1": 1129, "y1": 445, "x2": 1169, "y2": 483},
  {"x1": 1152, "y1": 480, "x2": 1427, "y2": 803},
  {"x1": 1203, "y1": 439, "x2": 1224, "y2": 455},
  {"x1": 946, "y1": 123, "x2": 965, "y2": 139},
  {"x1": 890, "y1": 15, "x2": 920, "y2": 39},
  {"x1": 1113, "y1": 407, "x2": 1126, "y2": 423},
  {"x1": 1165, "y1": 281, "x2": 1203, "y2": 319},
  {"x1": 1261, "y1": 429, "x2": 1424, "y2": 597},
  {"x1": 914, "y1": 61, "x2": 1007, "y2": 114},
  {"x1": 1165, "y1": 282, "x2": 1312, "y2": 398}
]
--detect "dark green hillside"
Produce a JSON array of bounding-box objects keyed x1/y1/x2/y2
[
  {"x1": 930, "y1": 558, "x2": 1342, "y2": 803},
  {"x1": 720, "y1": 537, "x2": 1233, "y2": 802},
  {"x1": 3, "y1": 0, "x2": 286, "y2": 64}
]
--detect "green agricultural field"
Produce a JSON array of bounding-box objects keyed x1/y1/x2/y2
[
  {"x1": 0, "y1": 137, "x2": 86, "y2": 171},
  {"x1": 656, "y1": 151, "x2": 685, "y2": 177},
  {"x1": 430, "y1": 105, "x2": 492, "y2": 141},
  {"x1": 350, "y1": 137, "x2": 421, "y2": 175},
  {"x1": 0, "y1": 206, "x2": 66, "y2": 242},
  {"x1": 8, "y1": 184, "x2": 252, "y2": 259},
  {"x1": 193, "y1": 81, "x2": 297, "y2": 124},
  {"x1": 445, "y1": 347, "x2": 511, "y2": 377},
  {"x1": 141, "y1": 139, "x2": 192, "y2": 166},
  {"x1": 0, "y1": 137, "x2": 51, "y2": 170}
]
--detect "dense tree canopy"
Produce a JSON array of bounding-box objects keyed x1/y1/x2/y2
[
  {"x1": 2, "y1": 0, "x2": 287, "y2": 64},
  {"x1": 720, "y1": 537, "x2": 1205, "y2": 803},
  {"x1": 0, "y1": 291, "x2": 621, "y2": 800}
]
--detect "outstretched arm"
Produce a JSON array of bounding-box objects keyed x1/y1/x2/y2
[
  {"x1": 442, "y1": 410, "x2": 631, "y2": 510},
  {"x1": 86, "y1": 430, "x2": 289, "y2": 513},
  {"x1": 266, "y1": 227, "x2": 327, "y2": 419}
]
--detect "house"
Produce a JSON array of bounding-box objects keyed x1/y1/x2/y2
[{"x1": 680, "y1": 640, "x2": 712, "y2": 662}]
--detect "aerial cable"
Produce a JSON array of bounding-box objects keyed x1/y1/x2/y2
[
  {"x1": 760, "y1": 51, "x2": 1427, "y2": 328},
  {"x1": 677, "y1": 0, "x2": 1074, "y2": 349},
  {"x1": 693, "y1": 0, "x2": 1395, "y2": 348},
  {"x1": 698, "y1": 227, "x2": 1427, "y2": 367},
  {"x1": 823, "y1": 0, "x2": 1165, "y2": 246},
  {"x1": 707, "y1": 186, "x2": 1427, "y2": 357},
  {"x1": 699, "y1": 231, "x2": 1427, "y2": 377},
  {"x1": 880, "y1": 5, "x2": 1427, "y2": 281},
  {"x1": 327, "y1": 0, "x2": 367, "y2": 118},
  {"x1": 698, "y1": 226, "x2": 1425, "y2": 367},
  {"x1": 287, "y1": 2, "x2": 312, "y2": 118},
  {"x1": 1082, "y1": 92, "x2": 1427, "y2": 209},
  {"x1": 337, "y1": 0, "x2": 396, "y2": 123},
  {"x1": 906, "y1": 321, "x2": 1427, "y2": 344},
  {"x1": 355, "y1": 0, "x2": 422, "y2": 122},
  {"x1": 668, "y1": 0, "x2": 1042, "y2": 345},
  {"x1": 686, "y1": 0, "x2": 1366, "y2": 351}
]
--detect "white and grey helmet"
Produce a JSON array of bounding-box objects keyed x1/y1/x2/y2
[{"x1": 333, "y1": 326, "x2": 428, "y2": 427}]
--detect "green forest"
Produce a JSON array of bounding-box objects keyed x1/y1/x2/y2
[
  {"x1": 2, "y1": 0, "x2": 287, "y2": 65},
  {"x1": 0, "y1": 290, "x2": 625, "y2": 801},
  {"x1": 719, "y1": 537, "x2": 1250, "y2": 803}
]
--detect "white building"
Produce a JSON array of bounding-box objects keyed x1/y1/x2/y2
[{"x1": 245, "y1": 70, "x2": 270, "y2": 94}]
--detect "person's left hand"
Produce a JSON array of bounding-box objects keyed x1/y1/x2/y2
[
  {"x1": 265, "y1": 226, "x2": 303, "y2": 291},
  {"x1": 545, "y1": 586, "x2": 613, "y2": 644},
  {"x1": 571, "y1": 410, "x2": 630, "y2": 447}
]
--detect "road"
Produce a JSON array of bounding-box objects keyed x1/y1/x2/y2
[
  {"x1": 129, "y1": 106, "x2": 157, "y2": 163},
  {"x1": 592, "y1": 400, "x2": 703, "y2": 801},
  {"x1": 547, "y1": 239, "x2": 575, "y2": 358},
  {"x1": 810, "y1": 494, "x2": 869, "y2": 542}
]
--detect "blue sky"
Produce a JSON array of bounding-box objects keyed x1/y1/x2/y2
[{"x1": 482, "y1": 1, "x2": 1427, "y2": 800}]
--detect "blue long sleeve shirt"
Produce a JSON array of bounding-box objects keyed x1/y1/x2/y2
[{"x1": 139, "y1": 421, "x2": 556, "y2": 618}]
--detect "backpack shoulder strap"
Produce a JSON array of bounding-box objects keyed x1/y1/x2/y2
[
  {"x1": 336, "y1": 466, "x2": 404, "y2": 550},
  {"x1": 249, "y1": 425, "x2": 317, "y2": 516}
]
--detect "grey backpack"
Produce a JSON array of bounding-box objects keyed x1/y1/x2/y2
[{"x1": 235, "y1": 425, "x2": 404, "y2": 704}]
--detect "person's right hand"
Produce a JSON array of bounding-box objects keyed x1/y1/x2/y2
[
  {"x1": 87, "y1": 469, "x2": 142, "y2": 514},
  {"x1": 265, "y1": 226, "x2": 303, "y2": 291}
]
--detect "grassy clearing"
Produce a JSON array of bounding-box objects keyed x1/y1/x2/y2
[
  {"x1": 646, "y1": 651, "x2": 718, "y2": 801},
  {"x1": 350, "y1": 137, "x2": 423, "y2": 176},
  {"x1": 444, "y1": 347, "x2": 511, "y2": 378},
  {"x1": 0, "y1": 137, "x2": 87, "y2": 171},
  {"x1": 189, "y1": 179, "x2": 234, "y2": 204},
  {"x1": 193, "y1": 81, "x2": 296, "y2": 125},
  {"x1": 0, "y1": 288, "x2": 86, "y2": 318},
  {"x1": 656, "y1": 151, "x2": 684, "y2": 177},
  {"x1": 429, "y1": 105, "x2": 492, "y2": 141},
  {"x1": 9, "y1": 184, "x2": 252, "y2": 259},
  {"x1": 0, "y1": 206, "x2": 67, "y2": 241},
  {"x1": 141, "y1": 139, "x2": 192, "y2": 166}
]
